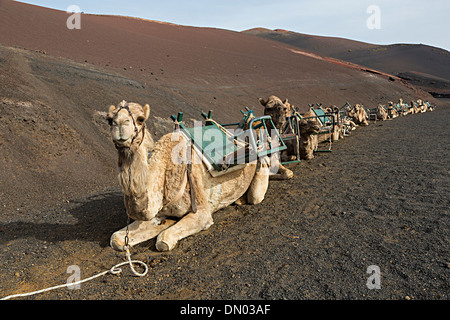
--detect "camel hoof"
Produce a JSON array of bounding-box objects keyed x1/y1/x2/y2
[
  {"x1": 156, "y1": 231, "x2": 177, "y2": 251},
  {"x1": 284, "y1": 170, "x2": 294, "y2": 180},
  {"x1": 155, "y1": 239, "x2": 171, "y2": 252},
  {"x1": 110, "y1": 233, "x2": 126, "y2": 252}
]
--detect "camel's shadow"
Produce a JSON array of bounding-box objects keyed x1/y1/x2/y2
[{"x1": 0, "y1": 190, "x2": 127, "y2": 248}]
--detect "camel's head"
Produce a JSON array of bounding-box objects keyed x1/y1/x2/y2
[
  {"x1": 259, "y1": 96, "x2": 293, "y2": 130},
  {"x1": 107, "y1": 100, "x2": 150, "y2": 149},
  {"x1": 299, "y1": 118, "x2": 321, "y2": 137},
  {"x1": 329, "y1": 105, "x2": 339, "y2": 113}
]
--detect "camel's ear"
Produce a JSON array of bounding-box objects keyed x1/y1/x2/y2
[
  {"x1": 108, "y1": 105, "x2": 116, "y2": 115},
  {"x1": 258, "y1": 98, "x2": 267, "y2": 107},
  {"x1": 107, "y1": 105, "x2": 116, "y2": 120},
  {"x1": 106, "y1": 105, "x2": 116, "y2": 125},
  {"x1": 283, "y1": 99, "x2": 288, "y2": 104},
  {"x1": 143, "y1": 104, "x2": 150, "y2": 120}
]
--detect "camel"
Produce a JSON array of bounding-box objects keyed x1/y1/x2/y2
[
  {"x1": 259, "y1": 96, "x2": 320, "y2": 160},
  {"x1": 416, "y1": 99, "x2": 428, "y2": 113},
  {"x1": 336, "y1": 103, "x2": 357, "y2": 136},
  {"x1": 323, "y1": 105, "x2": 343, "y2": 141},
  {"x1": 259, "y1": 96, "x2": 297, "y2": 162},
  {"x1": 259, "y1": 95, "x2": 295, "y2": 132},
  {"x1": 424, "y1": 100, "x2": 435, "y2": 112},
  {"x1": 376, "y1": 104, "x2": 388, "y2": 120},
  {"x1": 302, "y1": 107, "x2": 334, "y2": 144},
  {"x1": 347, "y1": 104, "x2": 369, "y2": 126},
  {"x1": 287, "y1": 106, "x2": 321, "y2": 160},
  {"x1": 387, "y1": 101, "x2": 399, "y2": 119},
  {"x1": 107, "y1": 100, "x2": 290, "y2": 252},
  {"x1": 399, "y1": 98, "x2": 413, "y2": 115},
  {"x1": 410, "y1": 101, "x2": 421, "y2": 114},
  {"x1": 339, "y1": 117, "x2": 357, "y2": 136},
  {"x1": 298, "y1": 117, "x2": 320, "y2": 160}
]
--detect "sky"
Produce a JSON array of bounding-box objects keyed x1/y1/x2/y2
[{"x1": 16, "y1": 0, "x2": 450, "y2": 51}]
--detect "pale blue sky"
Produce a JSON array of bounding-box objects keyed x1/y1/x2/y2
[{"x1": 16, "y1": 0, "x2": 450, "y2": 51}]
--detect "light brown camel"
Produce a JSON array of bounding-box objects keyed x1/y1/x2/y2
[
  {"x1": 416, "y1": 99, "x2": 427, "y2": 113},
  {"x1": 399, "y1": 98, "x2": 413, "y2": 115},
  {"x1": 347, "y1": 104, "x2": 369, "y2": 126},
  {"x1": 376, "y1": 104, "x2": 388, "y2": 120},
  {"x1": 107, "y1": 101, "x2": 290, "y2": 252},
  {"x1": 259, "y1": 95, "x2": 295, "y2": 132},
  {"x1": 323, "y1": 105, "x2": 342, "y2": 141},
  {"x1": 259, "y1": 96, "x2": 296, "y2": 163},
  {"x1": 259, "y1": 96, "x2": 320, "y2": 161},
  {"x1": 302, "y1": 107, "x2": 332, "y2": 144},
  {"x1": 298, "y1": 117, "x2": 320, "y2": 160},
  {"x1": 387, "y1": 101, "x2": 399, "y2": 119},
  {"x1": 410, "y1": 101, "x2": 421, "y2": 114}
]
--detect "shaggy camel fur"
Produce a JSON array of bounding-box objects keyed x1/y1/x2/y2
[{"x1": 107, "y1": 101, "x2": 288, "y2": 251}]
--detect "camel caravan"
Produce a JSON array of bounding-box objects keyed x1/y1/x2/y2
[{"x1": 106, "y1": 97, "x2": 435, "y2": 252}]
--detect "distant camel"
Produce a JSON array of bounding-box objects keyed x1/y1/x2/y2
[
  {"x1": 259, "y1": 96, "x2": 320, "y2": 160},
  {"x1": 387, "y1": 101, "x2": 399, "y2": 119},
  {"x1": 376, "y1": 104, "x2": 388, "y2": 120},
  {"x1": 348, "y1": 103, "x2": 369, "y2": 126}
]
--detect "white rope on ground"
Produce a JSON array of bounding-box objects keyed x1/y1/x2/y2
[{"x1": 1, "y1": 247, "x2": 148, "y2": 300}]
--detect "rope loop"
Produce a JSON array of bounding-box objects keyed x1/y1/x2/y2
[{"x1": 1, "y1": 247, "x2": 149, "y2": 300}]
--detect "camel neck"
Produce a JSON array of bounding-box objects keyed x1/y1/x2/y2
[{"x1": 117, "y1": 130, "x2": 151, "y2": 196}]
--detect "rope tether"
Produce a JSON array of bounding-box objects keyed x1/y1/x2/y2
[{"x1": 1, "y1": 246, "x2": 148, "y2": 300}]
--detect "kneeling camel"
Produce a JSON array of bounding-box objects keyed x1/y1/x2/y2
[{"x1": 107, "y1": 101, "x2": 288, "y2": 252}]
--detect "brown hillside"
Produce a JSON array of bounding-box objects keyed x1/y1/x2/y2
[
  {"x1": 0, "y1": 0, "x2": 437, "y2": 212},
  {"x1": 243, "y1": 28, "x2": 450, "y2": 97}
]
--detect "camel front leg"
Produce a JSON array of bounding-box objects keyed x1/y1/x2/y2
[
  {"x1": 155, "y1": 211, "x2": 213, "y2": 251},
  {"x1": 110, "y1": 219, "x2": 177, "y2": 251},
  {"x1": 247, "y1": 159, "x2": 270, "y2": 204}
]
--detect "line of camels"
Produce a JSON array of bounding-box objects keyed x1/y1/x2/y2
[{"x1": 106, "y1": 96, "x2": 435, "y2": 252}]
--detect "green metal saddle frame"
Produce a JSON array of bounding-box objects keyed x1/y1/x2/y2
[
  {"x1": 296, "y1": 105, "x2": 336, "y2": 153},
  {"x1": 365, "y1": 107, "x2": 378, "y2": 121},
  {"x1": 170, "y1": 109, "x2": 287, "y2": 175}
]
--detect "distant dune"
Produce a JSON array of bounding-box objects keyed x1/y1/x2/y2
[{"x1": 243, "y1": 28, "x2": 450, "y2": 97}]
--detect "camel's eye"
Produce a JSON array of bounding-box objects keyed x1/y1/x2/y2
[
  {"x1": 136, "y1": 117, "x2": 145, "y2": 124},
  {"x1": 107, "y1": 117, "x2": 113, "y2": 126}
]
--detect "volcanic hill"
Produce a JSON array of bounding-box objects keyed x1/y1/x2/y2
[
  {"x1": 243, "y1": 28, "x2": 450, "y2": 97},
  {"x1": 0, "y1": 0, "x2": 439, "y2": 212}
]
